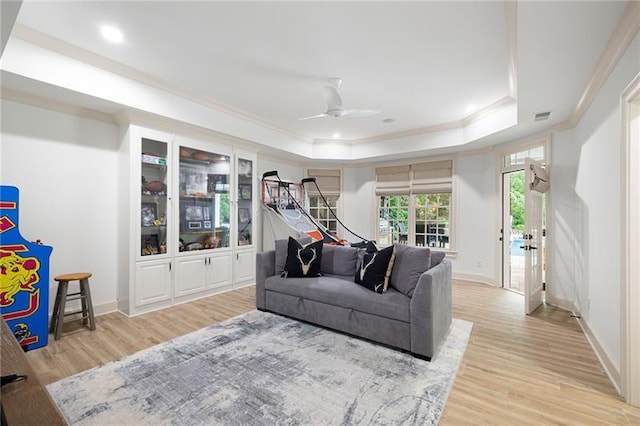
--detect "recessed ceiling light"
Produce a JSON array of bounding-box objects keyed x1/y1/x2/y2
[
  {"x1": 465, "y1": 104, "x2": 476, "y2": 113},
  {"x1": 100, "y1": 25, "x2": 124, "y2": 44},
  {"x1": 332, "y1": 132, "x2": 340, "y2": 139}
]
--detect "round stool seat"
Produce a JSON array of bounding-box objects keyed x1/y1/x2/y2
[{"x1": 55, "y1": 272, "x2": 92, "y2": 282}]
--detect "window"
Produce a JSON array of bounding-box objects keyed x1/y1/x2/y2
[
  {"x1": 306, "y1": 169, "x2": 341, "y2": 234},
  {"x1": 378, "y1": 195, "x2": 409, "y2": 246},
  {"x1": 415, "y1": 193, "x2": 450, "y2": 249},
  {"x1": 375, "y1": 160, "x2": 454, "y2": 250},
  {"x1": 504, "y1": 145, "x2": 544, "y2": 168},
  {"x1": 308, "y1": 194, "x2": 338, "y2": 232}
]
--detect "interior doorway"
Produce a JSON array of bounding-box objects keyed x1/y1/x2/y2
[{"x1": 502, "y1": 170, "x2": 525, "y2": 293}]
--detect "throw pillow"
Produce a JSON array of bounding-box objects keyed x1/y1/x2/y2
[
  {"x1": 282, "y1": 237, "x2": 323, "y2": 278},
  {"x1": 354, "y1": 245, "x2": 396, "y2": 294},
  {"x1": 275, "y1": 236, "x2": 312, "y2": 275},
  {"x1": 321, "y1": 244, "x2": 361, "y2": 276},
  {"x1": 390, "y1": 244, "x2": 431, "y2": 297}
]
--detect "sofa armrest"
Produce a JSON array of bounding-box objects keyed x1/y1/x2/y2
[
  {"x1": 409, "y1": 259, "x2": 452, "y2": 359},
  {"x1": 256, "y1": 250, "x2": 276, "y2": 310}
]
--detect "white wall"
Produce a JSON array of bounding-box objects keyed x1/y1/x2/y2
[
  {"x1": 453, "y1": 151, "x2": 498, "y2": 283},
  {"x1": 258, "y1": 157, "x2": 303, "y2": 184},
  {"x1": 1, "y1": 100, "x2": 120, "y2": 315},
  {"x1": 549, "y1": 33, "x2": 640, "y2": 376},
  {"x1": 257, "y1": 155, "x2": 304, "y2": 251},
  {"x1": 547, "y1": 129, "x2": 580, "y2": 310},
  {"x1": 341, "y1": 165, "x2": 375, "y2": 243}
]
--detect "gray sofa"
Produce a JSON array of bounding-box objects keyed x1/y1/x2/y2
[{"x1": 256, "y1": 241, "x2": 452, "y2": 360}]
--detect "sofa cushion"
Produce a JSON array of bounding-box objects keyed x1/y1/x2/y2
[
  {"x1": 264, "y1": 274, "x2": 410, "y2": 322},
  {"x1": 275, "y1": 236, "x2": 312, "y2": 275},
  {"x1": 390, "y1": 244, "x2": 431, "y2": 297},
  {"x1": 282, "y1": 237, "x2": 323, "y2": 277},
  {"x1": 321, "y1": 244, "x2": 360, "y2": 276},
  {"x1": 354, "y1": 245, "x2": 396, "y2": 293},
  {"x1": 430, "y1": 250, "x2": 446, "y2": 268}
]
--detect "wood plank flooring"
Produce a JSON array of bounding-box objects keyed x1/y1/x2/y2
[{"x1": 25, "y1": 281, "x2": 640, "y2": 424}]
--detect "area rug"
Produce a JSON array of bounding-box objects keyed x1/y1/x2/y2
[{"x1": 47, "y1": 310, "x2": 473, "y2": 425}]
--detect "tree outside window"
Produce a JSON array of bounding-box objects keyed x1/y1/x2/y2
[
  {"x1": 378, "y1": 195, "x2": 409, "y2": 246},
  {"x1": 415, "y1": 193, "x2": 450, "y2": 248},
  {"x1": 378, "y1": 193, "x2": 451, "y2": 249}
]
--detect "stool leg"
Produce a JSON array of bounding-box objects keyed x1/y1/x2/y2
[
  {"x1": 80, "y1": 278, "x2": 96, "y2": 331},
  {"x1": 54, "y1": 282, "x2": 69, "y2": 340},
  {"x1": 50, "y1": 283, "x2": 63, "y2": 334},
  {"x1": 80, "y1": 282, "x2": 88, "y2": 326}
]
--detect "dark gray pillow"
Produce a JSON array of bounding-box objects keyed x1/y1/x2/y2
[
  {"x1": 430, "y1": 250, "x2": 446, "y2": 268},
  {"x1": 321, "y1": 244, "x2": 360, "y2": 276},
  {"x1": 390, "y1": 244, "x2": 431, "y2": 297},
  {"x1": 274, "y1": 236, "x2": 312, "y2": 275}
]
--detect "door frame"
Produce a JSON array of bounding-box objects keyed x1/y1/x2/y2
[
  {"x1": 621, "y1": 72, "x2": 640, "y2": 406},
  {"x1": 495, "y1": 135, "x2": 551, "y2": 294}
]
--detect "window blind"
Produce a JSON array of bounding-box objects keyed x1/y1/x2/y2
[
  {"x1": 306, "y1": 169, "x2": 341, "y2": 194},
  {"x1": 375, "y1": 165, "x2": 410, "y2": 195},
  {"x1": 411, "y1": 160, "x2": 453, "y2": 194}
]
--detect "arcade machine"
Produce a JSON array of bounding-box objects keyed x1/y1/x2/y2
[
  {"x1": 0, "y1": 186, "x2": 53, "y2": 351},
  {"x1": 261, "y1": 171, "x2": 371, "y2": 247}
]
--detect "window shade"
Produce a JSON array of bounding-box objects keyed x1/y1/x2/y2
[
  {"x1": 375, "y1": 165, "x2": 410, "y2": 195},
  {"x1": 411, "y1": 160, "x2": 453, "y2": 194},
  {"x1": 307, "y1": 169, "x2": 341, "y2": 194}
]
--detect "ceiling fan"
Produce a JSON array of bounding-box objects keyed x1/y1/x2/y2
[{"x1": 298, "y1": 78, "x2": 380, "y2": 120}]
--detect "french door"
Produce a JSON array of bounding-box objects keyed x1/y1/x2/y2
[{"x1": 524, "y1": 158, "x2": 547, "y2": 314}]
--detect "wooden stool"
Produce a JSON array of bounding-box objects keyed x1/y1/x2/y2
[{"x1": 50, "y1": 272, "x2": 96, "y2": 340}]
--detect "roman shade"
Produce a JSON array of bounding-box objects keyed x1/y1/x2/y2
[
  {"x1": 375, "y1": 165, "x2": 410, "y2": 195},
  {"x1": 375, "y1": 160, "x2": 453, "y2": 195},
  {"x1": 410, "y1": 160, "x2": 453, "y2": 194},
  {"x1": 306, "y1": 169, "x2": 341, "y2": 195}
]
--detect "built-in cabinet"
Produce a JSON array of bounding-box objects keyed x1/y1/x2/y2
[{"x1": 118, "y1": 126, "x2": 257, "y2": 316}]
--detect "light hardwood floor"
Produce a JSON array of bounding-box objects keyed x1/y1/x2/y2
[{"x1": 26, "y1": 281, "x2": 640, "y2": 424}]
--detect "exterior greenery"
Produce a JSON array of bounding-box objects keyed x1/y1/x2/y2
[
  {"x1": 510, "y1": 171, "x2": 525, "y2": 231},
  {"x1": 378, "y1": 193, "x2": 451, "y2": 248}
]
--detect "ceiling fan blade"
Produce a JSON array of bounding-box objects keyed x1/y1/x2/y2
[
  {"x1": 324, "y1": 85, "x2": 343, "y2": 110},
  {"x1": 298, "y1": 113, "x2": 329, "y2": 121},
  {"x1": 342, "y1": 109, "x2": 381, "y2": 118}
]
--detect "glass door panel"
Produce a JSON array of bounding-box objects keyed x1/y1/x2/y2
[
  {"x1": 141, "y1": 138, "x2": 168, "y2": 257},
  {"x1": 237, "y1": 157, "x2": 253, "y2": 246},
  {"x1": 178, "y1": 147, "x2": 230, "y2": 251}
]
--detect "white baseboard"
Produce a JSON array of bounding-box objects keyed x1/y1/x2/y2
[
  {"x1": 575, "y1": 316, "x2": 622, "y2": 396},
  {"x1": 452, "y1": 272, "x2": 496, "y2": 286},
  {"x1": 93, "y1": 300, "x2": 119, "y2": 317},
  {"x1": 48, "y1": 300, "x2": 119, "y2": 323}
]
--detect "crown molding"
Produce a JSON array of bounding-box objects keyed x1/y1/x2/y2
[
  {"x1": 1, "y1": 87, "x2": 117, "y2": 124},
  {"x1": 554, "y1": 0, "x2": 640, "y2": 132},
  {"x1": 10, "y1": 23, "x2": 312, "y2": 144}
]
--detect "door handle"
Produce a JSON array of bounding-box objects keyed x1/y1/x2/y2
[{"x1": 529, "y1": 246, "x2": 538, "y2": 250}]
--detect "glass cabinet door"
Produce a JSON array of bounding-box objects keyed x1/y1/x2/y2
[
  {"x1": 178, "y1": 147, "x2": 230, "y2": 251},
  {"x1": 141, "y1": 138, "x2": 169, "y2": 257},
  {"x1": 237, "y1": 157, "x2": 253, "y2": 246}
]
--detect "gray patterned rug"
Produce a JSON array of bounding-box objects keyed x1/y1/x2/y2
[{"x1": 47, "y1": 310, "x2": 472, "y2": 425}]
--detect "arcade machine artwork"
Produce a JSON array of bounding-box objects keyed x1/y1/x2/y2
[{"x1": 0, "y1": 186, "x2": 53, "y2": 351}]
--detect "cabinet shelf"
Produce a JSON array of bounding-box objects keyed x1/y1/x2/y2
[
  {"x1": 142, "y1": 154, "x2": 167, "y2": 166},
  {"x1": 180, "y1": 194, "x2": 214, "y2": 200}
]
